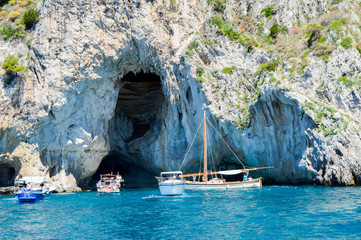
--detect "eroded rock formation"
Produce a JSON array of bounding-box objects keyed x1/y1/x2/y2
[{"x1": 0, "y1": 0, "x2": 360, "y2": 191}]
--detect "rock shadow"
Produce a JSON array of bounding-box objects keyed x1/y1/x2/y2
[
  {"x1": 80, "y1": 153, "x2": 157, "y2": 190},
  {"x1": 0, "y1": 163, "x2": 16, "y2": 187}
]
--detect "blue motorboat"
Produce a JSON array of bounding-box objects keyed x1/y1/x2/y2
[
  {"x1": 14, "y1": 187, "x2": 45, "y2": 203},
  {"x1": 13, "y1": 177, "x2": 53, "y2": 203}
]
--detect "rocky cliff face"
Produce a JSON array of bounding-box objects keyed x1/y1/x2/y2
[{"x1": 0, "y1": 0, "x2": 360, "y2": 191}]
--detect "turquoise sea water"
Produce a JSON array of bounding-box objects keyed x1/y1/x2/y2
[{"x1": 1, "y1": 186, "x2": 361, "y2": 239}]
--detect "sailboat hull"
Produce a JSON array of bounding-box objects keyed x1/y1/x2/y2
[{"x1": 184, "y1": 178, "x2": 262, "y2": 190}]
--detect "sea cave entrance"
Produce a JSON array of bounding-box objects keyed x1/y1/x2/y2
[
  {"x1": 86, "y1": 153, "x2": 157, "y2": 189},
  {"x1": 0, "y1": 164, "x2": 16, "y2": 187},
  {"x1": 85, "y1": 71, "x2": 165, "y2": 189}
]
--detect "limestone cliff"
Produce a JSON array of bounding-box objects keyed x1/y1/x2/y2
[{"x1": 0, "y1": 0, "x2": 360, "y2": 191}]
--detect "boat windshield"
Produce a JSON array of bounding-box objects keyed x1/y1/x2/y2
[
  {"x1": 14, "y1": 177, "x2": 47, "y2": 189},
  {"x1": 102, "y1": 177, "x2": 115, "y2": 181},
  {"x1": 160, "y1": 172, "x2": 183, "y2": 180}
]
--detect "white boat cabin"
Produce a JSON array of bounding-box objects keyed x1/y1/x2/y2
[{"x1": 158, "y1": 171, "x2": 183, "y2": 182}]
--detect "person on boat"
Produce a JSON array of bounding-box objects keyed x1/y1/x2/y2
[{"x1": 26, "y1": 182, "x2": 32, "y2": 190}]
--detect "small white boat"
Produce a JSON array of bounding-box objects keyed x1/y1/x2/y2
[
  {"x1": 155, "y1": 171, "x2": 184, "y2": 196},
  {"x1": 96, "y1": 173, "x2": 124, "y2": 193}
]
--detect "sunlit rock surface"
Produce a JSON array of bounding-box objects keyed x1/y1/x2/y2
[{"x1": 0, "y1": 0, "x2": 360, "y2": 191}]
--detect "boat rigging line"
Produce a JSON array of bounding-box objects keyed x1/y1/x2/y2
[
  {"x1": 179, "y1": 114, "x2": 248, "y2": 172},
  {"x1": 178, "y1": 113, "x2": 272, "y2": 175},
  {"x1": 178, "y1": 117, "x2": 204, "y2": 171},
  {"x1": 205, "y1": 117, "x2": 246, "y2": 168}
]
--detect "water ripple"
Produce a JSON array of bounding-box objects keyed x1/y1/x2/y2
[{"x1": 1, "y1": 186, "x2": 361, "y2": 239}]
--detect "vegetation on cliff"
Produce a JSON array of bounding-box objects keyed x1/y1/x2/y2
[
  {"x1": 0, "y1": 0, "x2": 360, "y2": 187},
  {"x1": 184, "y1": 0, "x2": 361, "y2": 136},
  {"x1": 0, "y1": 0, "x2": 39, "y2": 80}
]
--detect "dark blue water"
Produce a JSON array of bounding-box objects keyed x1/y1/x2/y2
[{"x1": 1, "y1": 186, "x2": 361, "y2": 239}]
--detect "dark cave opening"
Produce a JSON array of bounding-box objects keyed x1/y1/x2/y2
[
  {"x1": 49, "y1": 165, "x2": 58, "y2": 178},
  {"x1": 115, "y1": 71, "x2": 165, "y2": 141},
  {"x1": 0, "y1": 164, "x2": 16, "y2": 187},
  {"x1": 82, "y1": 71, "x2": 165, "y2": 190},
  {"x1": 83, "y1": 153, "x2": 157, "y2": 189}
]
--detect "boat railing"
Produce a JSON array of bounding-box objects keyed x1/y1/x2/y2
[{"x1": 97, "y1": 181, "x2": 120, "y2": 186}]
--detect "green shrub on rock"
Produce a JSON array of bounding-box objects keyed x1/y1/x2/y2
[
  {"x1": 328, "y1": 18, "x2": 347, "y2": 31},
  {"x1": 7, "y1": 10, "x2": 20, "y2": 21},
  {"x1": 188, "y1": 40, "x2": 199, "y2": 50},
  {"x1": 196, "y1": 67, "x2": 204, "y2": 77},
  {"x1": 169, "y1": 0, "x2": 177, "y2": 11},
  {"x1": 222, "y1": 65, "x2": 236, "y2": 75},
  {"x1": 210, "y1": 69, "x2": 218, "y2": 77},
  {"x1": 340, "y1": 37, "x2": 353, "y2": 49},
  {"x1": 22, "y1": 8, "x2": 40, "y2": 30},
  {"x1": 260, "y1": 60, "x2": 279, "y2": 72},
  {"x1": 337, "y1": 76, "x2": 354, "y2": 87},
  {"x1": 202, "y1": 39, "x2": 216, "y2": 45},
  {"x1": 196, "y1": 67, "x2": 204, "y2": 83},
  {"x1": 209, "y1": 16, "x2": 240, "y2": 41},
  {"x1": 1, "y1": 54, "x2": 26, "y2": 83},
  {"x1": 270, "y1": 24, "x2": 281, "y2": 38},
  {"x1": 185, "y1": 39, "x2": 199, "y2": 56},
  {"x1": 196, "y1": 76, "x2": 204, "y2": 83},
  {"x1": 2, "y1": 54, "x2": 26, "y2": 74},
  {"x1": 303, "y1": 24, "x2": 324, "y2": 47},
  {"x1": 213, "y1": 0, "x2": 226, "y2": 12},
  {"x1": 0, "y1": 24, "x2": 25, "y2": 40},
  {"x1": 239, "y1": 33, "x2": 258, "y2": 52},
  {"x1": 269, "y1": 77, "x2": 277, "y2": 82},
  {"x1": 261, "y1": 5, "x2": 278, "y2": 18}
]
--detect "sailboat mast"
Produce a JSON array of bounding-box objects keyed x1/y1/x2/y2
[{"x1": 203, "y1": 112, "x2": 207, "y2": 182}]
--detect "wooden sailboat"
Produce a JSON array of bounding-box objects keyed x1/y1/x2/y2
[{"x1": 182, "y1": 112, "x2": 273, "y2": 190}]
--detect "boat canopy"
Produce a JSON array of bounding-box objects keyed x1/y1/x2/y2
[
  {"x1": 101, "y1": 174, "x2": 116, "y2": 178},
  {"x1": 217, "y1": 169, "x2": 245, "y2": 175},
  {"x1": 15, "y1": 177, "x2": 46, "y2": 184}
]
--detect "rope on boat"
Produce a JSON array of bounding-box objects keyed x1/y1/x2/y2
[
  {"x1": 206, "y1": 117, "x2": 246, "y2": 168},
  {"x1": 178, "y1": 118, "x2": 204, "y2": 171},
  {"x1": 179, "y1": 114, "x2": 249, "y2": 173}
]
